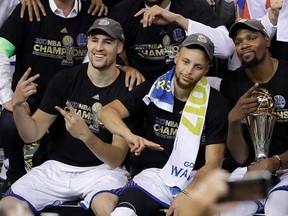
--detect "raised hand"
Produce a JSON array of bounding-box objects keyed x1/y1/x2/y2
[
  {"x1": 124, "y1": 132, "x2": 163, "y2": 156},
  {"x1": 20, "y1": 0, "x2": 108, "y2": 22},
  {"x1": 12, "y1": 67, "x2": 40, "y2": 107},
  {"x1": 55, "y1": 102, "x2": 91, "y2": 140},
  {"x1": 271, "y1": 0, "x2": 284, "y2": 13},
  {"x1": 121, "y1": 66, "x2": 145, "y2": 91},
  {"x1": 87, "y1": 0, "x2": 108, "y2": 16},
  {"x1": 268, "y1": 0, "x2": 284, "y2": 24},
  {"x1": 228, "y1": 83, "x2": 259, "y2": 124},
  {"x1": 134, "y1": 5, "x2": 179, "y2": 28},
  {"x1": 20, "y1": 0, "x2": 46, "y2": 22}
]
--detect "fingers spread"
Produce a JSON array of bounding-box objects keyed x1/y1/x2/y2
[
  {"x1": 37, "y1": 0, "x2": 46, "y2": 16},
  {"x1": 20, "y1": 67, "x2": 33, "y2": 81},
  {"x1": 97, "y1": 5, "x2": 108, "y2": 16},
  {"x1": 31, "y1": 0, "x2": 40, "y2": 21},
  {"x1": 55, "y1": 106, "x2": 67, "y2": 117},
  {"x1": 20, "y1": 1, "x2": 28, "y2": 18},
  {"x1": 88, "y1": 0, "x2": 96, "y2": 14}
]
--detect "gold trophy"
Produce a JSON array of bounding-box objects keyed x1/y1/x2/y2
[{"x1": 246, "y1": 88, "x2": 276, "y2": 162}]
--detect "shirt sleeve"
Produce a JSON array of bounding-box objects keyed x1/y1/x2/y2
[
  {"x1": 260, "y1": 12, "x2": 277, "y2": 39},
  {"x1": 0, "y1": 52, "x2": 14, "y2": 104},
  {"x1": 186, "y1": 20, "x2": 235, "y2": 59}
]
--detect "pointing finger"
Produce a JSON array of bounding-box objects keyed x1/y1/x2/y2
[
  {"x1": 55, "y1": 106, "x2": 68, "y2": 118},
  {"x1": 244, "y1": 83, "x2": 259, "y2": 97}
]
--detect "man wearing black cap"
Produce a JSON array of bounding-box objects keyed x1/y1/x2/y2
[
  {"x1": 0, "y1": 17, "x2": 139, "y2": 216},
  {"x1": 98, "y1": 33, "x2": 230, "y2": 216},
  {"x1": 220, "y1": 19, "x2": 288, "y2": 216},
  {"x1": 0, "y1": 0, "x2": 104, "y2": 193}
]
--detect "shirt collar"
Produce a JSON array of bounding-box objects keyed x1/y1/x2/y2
[{"x1": 49, "y1": 0, "x2": 81, "y2": 18}]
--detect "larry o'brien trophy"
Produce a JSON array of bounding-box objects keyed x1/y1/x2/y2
[{"x1": 246, "y1": 88, "x2": 276, "y2": 162}]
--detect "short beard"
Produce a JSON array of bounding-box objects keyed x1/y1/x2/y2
[
  {"x1": 175, "y1": 75, "x2": 194, "y2": 90},
  {"x1": 241, "y1": 57, "x2": 261, "y2": 68}
]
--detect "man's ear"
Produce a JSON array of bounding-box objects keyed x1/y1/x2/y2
[
  {"x1": 117, "y1": 42, "x2": 124, "y2": 54},
  {"x1": 204, "y1": 64, "x2": 211, "y2": 75},
  {"x1": 265, "y1": 36, "x2": 271, "y2": 48},
  {"x1": 174, "y1": 52, "x2": 179, "y2": 64}
]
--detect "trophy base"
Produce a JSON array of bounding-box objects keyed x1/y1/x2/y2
[{"x1": 255, "y1": 154, "x2": 267, "y2": 162}]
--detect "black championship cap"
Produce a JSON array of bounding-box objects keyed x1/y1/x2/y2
[
  {"x1": 87, "y1": 17, "x2": 125, "y2": 42},
  {"x1": 229, "y1": 19, "x2": 269, "y2": 39},
  {"x1": 181, "y1": 33, "x2": 214, "y2": 60}
]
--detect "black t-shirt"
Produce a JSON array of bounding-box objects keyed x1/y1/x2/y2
[
  {"x1": 220, "y1": 60, "x2": 288, "y2": 164},
  {"x1": 0, "y1": 0, "x2": 97, "y2": 99},
  {"x1": 119, "y1": 80, "x2": 229, "y2": 175},
  {"x1": 108, "y1": 0, "x2": 223, "y2": 80},
  {"x1": 39, "y1": 63, "x2": 133, "y2": 167}
]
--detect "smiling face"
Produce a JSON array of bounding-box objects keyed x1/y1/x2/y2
[
  {"x1": 173, "y1": 47, "x2": 210, "y2": 90},
  {"x1": 233, "y1": 29, "x2": 270, "y2": 68},
  {"x1": 87, "y1": 32, "x2": 123, "y2": 70}
]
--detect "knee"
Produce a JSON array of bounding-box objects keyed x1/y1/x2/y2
[
  {"x1": 91, "y1": 193, "x2": 118, "y2": 216},
  {"x1": 265, "y1": 190, "x2": 288, "y2": 216},
  {"x1": 0, "y1": 196, "x2": 32, "y2": 215},
  {"x1": 220, "y1": 201, "x2": 258, "y2": 216}
]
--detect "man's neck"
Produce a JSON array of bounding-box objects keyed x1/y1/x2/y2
[
  {"x1": 87, "y1": 64, "x2": 120, "y2": 88},
  {"x1": 160, "y1": 0, "x2": 171, "y2": 9},
  {"x1": 53, "y1": 0, "x2": 75, "y2": 16},
  {"x1": 174, "y1": 82, "x2": 194, "y2": 102},
  {"x1": 245, "y1": 57, "x2": 278, "y2": 84}
]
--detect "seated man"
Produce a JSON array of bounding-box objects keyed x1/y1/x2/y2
[
  {"x1": 220, "y1": 19, "x2": 288, "y2": 216},
  {"x1": 0, "y1": 18, "x2": 137, "y2": 216},
  {"x1": 98, "y1": 33, "x2": 230, "y2": 216}
]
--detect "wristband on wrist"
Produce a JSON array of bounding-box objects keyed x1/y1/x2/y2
[
  {"x1": 273, "y1": 155, "x2": 282, "y2": 170},
  {"x1": 181, "y1": 189, "x2": 191, "y2": 197},
  {"x1": 116, "y1": 64, "x2": 123, "y2": 70}
]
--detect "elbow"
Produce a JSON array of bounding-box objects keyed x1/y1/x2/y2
[
  {"x1": 108, "y1": 164, "x2": 119, "y2": 170},
  {"x1": 19, "y1": 131, "x2": 38, "y2": 143},
  {"x1": 222, "y1": 42, "x2": 235, "y2": 58},
  {"x1": 233, "y1": 156, "x2": 248, "y2": 165},
  {"x1": 106, "y1": 153, "x2": 127, "y2": 170},
  {"x1": 213, "y1": 27, "x2": 235, "y2": 58},
  {"x1": 228, "y1": 149, "x2": 249, "y2": 165},
  {"x1": 226, "y1": 40, "x2": 235, "y2": 57},
  {"x1": 98, "y1": 106, "x2": 114, "y2": 124},
  {"x1": 21, "y1": 135, "x2": 35, "y2": 144},
  {"x1": 215, "y1": 40, "x2": 235, "y2": 59},
  {"x1": 15, "y1": 126, "x2": 38, "y2": 144},
  {"x1": 107, "y1": 160, "x2": 123, "y2": 170}
]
